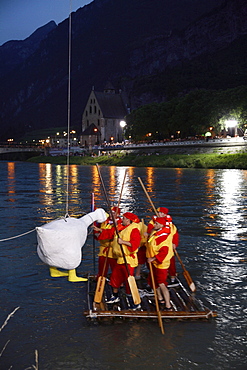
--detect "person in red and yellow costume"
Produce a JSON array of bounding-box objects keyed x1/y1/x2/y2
[
  {"x1": 165, "y1": 214, "x2": 179, "y2": 283},
  {"x1": 106, "y1": 212, "x2": 141, "y2": 309},
  {"x1": 93, "y1": 206, "x2": 123, "y2": 279},
  {"x1": 135, "y1": 219, "x2": 148, "y2": 280},
  {"x1": 146, "y1": 216, "x2": 175, "y2": 310},
  {"x1": 146, "y1": 207, "x2": 169, "y2": 234},
  {"x1": 147, "y1": 207, "x2": 179, "y2": 283}
]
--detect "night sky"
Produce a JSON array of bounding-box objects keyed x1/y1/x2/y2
[{"x1": 0, "y1": 0, "x2": 92, "y2": 46}]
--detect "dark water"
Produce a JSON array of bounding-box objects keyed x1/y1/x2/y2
[{"x1": 0, "y1": 162, "x2": 246, "y2": 369}]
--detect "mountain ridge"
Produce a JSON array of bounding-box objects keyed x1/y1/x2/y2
[{"x1": 1, "y1": 0, "x2": 246, "y2": 141}]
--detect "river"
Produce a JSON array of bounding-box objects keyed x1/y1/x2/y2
[{"x1": 0, "y1": 161, "x2": 246, "y2": 369}]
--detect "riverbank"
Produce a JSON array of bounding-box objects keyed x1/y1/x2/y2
[{"x1": 28, "y1": 152, "x2": 247, "y2": 169}]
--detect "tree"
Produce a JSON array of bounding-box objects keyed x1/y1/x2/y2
[{"x1": 125, "y1": 87, "x2": 247, "y2": 141}]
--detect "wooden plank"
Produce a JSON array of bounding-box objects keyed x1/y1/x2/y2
[{"x1": 84, "y1": 309, "x2": 217, "y2": 320}]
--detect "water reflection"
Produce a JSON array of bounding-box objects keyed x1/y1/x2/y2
[
  {"x1": 68, "y1": 165, "x2": 80, "y2": 206},
  {"x1": 7, "y1": 162, "x2": 15, "y2": 202},
  {"x1": 108, "y1": 166, "x2": 116, "y2": 199},
  {"x1": 145, "y1": 167, "x2": 155, "y2": 192},
  {"x1": 215, "y1": 170, "x2": 245, "y2": 240},
  {"x1": 200, "y1": 169, "x2": 247, "y2": 240},
  {"x1": 203, "y1": 169, "x2": 220, "y2": 237},
  {"x1": 39, "y1": 163, "x2": 53, "y2": 200},
  {"x1": 1, "y1": 163, "x2": 247, "y2": 369},
  {"x1": 91, "y1": 165, "x2": 101, "y2": 204},
  {"x1": 35, "y1": 164, "x2": 247, "y2": 242},
  {"x1": 114, "y1": 167, "x2": 130, "y2": 208},
  {"x1": 205, "y1": 169, "x2": 215, "y2": 204}
]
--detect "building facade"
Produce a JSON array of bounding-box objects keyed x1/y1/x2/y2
[{"x1": 81, "y1": 84, "x2": 129, "y2": 147}]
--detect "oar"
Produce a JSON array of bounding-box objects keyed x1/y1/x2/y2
[
  {"x1": 94, "y1": 245, "x2": 110, "y2": 303},
  {"x1": 149, "y1": 261, "x2": 165, "y2": 334},
  {"x1": 174, "y1": 249, "x2": 196, "y2": 292},
  {"x1": 96, "y1": 164, "x2": 141, "y2": 305},
  {"x1": 137, "y1": 176, "x2": 196, "y2": 292},
  {"x1": 94, "y1": 168, "x2": 128, "y2": 304}
]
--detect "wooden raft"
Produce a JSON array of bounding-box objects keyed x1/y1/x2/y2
[{"x1": 84, "y1": 275, "x2": 217, "y2": 321}]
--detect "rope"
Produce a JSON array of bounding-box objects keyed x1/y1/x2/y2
[
  {"x1": 65, "y1": 0, "x2": 72, "y2": 218},
  {"x1": 0, "y1": 215, "x2": 74, "y2": 242},
  {"x1": 0, "y1": 229, "x2": 35, "y2": 242}
]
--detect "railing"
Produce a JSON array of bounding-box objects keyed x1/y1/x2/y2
[
  {"x1": 92, "y1": 137, "x2": 246, "y2": 151},
  {"x1": 0, "y1": 146, "x2": 44, "y2": 154}
]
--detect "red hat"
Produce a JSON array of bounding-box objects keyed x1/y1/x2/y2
[
  {"x1": 111, "y1": 206, "x2": 121, "y2": 213},
  {"x1": 155, "y1": 217, "x2": 167, "y2": 226},
  {"x1": 166, "y1": 214, "x2": 172, "y2": 222},
  {"x1": 157, "y1": 207, "x2": 169, "y2": 214},
  {"x1": 123, "y1": 212, "x2": 140, "y2": 223}
]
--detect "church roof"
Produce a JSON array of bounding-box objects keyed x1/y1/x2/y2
[
  {"x1": 104, "y1": 81, "x2": 115, "y2": 91},
  {"x1": 94, "y1": 91, "x2": 128, "y2": 119},
  {"x1": 81, "y1": 123, "x2": 101, "y2": 136}
]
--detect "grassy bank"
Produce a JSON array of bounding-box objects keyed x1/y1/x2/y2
[{"x1": 27, "y1": 152, "x2": 247, "y2": 169}]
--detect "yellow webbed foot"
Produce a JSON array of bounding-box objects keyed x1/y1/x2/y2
[
  {"x1": 49, "y1": 267, "x2": 69, "y2": 277},
  {"x1": 68, "y1": 269, "x2": 88, "y2": 282}
]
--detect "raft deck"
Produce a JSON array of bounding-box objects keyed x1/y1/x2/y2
[{"x1": 84, "y1": 274, "x2": 217, "y2": 321}]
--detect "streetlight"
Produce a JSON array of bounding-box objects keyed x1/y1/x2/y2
[
  {"x1": 120, "y1": 120, "x2": 126, "y2": 142},
  {"x1": 225, "y1": 119, "x2": 238, "y2": 137},
  {"x1": 225, "y1": 119, "x2": 237, "y2": 128},
  {"x1": 120, "y1": 120, "x2": 126, "y2": 128}
]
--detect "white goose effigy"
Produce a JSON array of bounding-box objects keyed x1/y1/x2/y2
[{"x1": 36, "y1": 208, "x2": 107, "y2": 282}]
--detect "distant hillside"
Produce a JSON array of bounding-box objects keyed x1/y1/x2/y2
[
  {"x1": 0, "y1": 21, "x2": 57, "y2": 78},
  {"x1": 1, "y1": 0, "x2": 246, "y2": 141}
]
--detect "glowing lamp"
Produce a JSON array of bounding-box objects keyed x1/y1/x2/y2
[
  {"x1": 120, "y1": 120, "x2": 126, "y2": 128},
  {"x1": 225, "y1": 119, "x2": 237, "y2": 128}
]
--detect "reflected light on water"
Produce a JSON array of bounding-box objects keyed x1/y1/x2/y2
[
  {"x1": 203, "y1": 169, "x2": 220, "y2": 237},
  {"x1": 91, "y1": 165, "x2": 101, "y2": 204},
  {"x1": 92, "y1": 166, "x2": 135, "y2": 209},
  {"x1": 117, "y1": 167, "x2": 138, "y2": 212},
  {"x1": 116, "y1": 167, "x2": 133, "y2": 212},
  {"x1": 7, "y1": 162, "x2": 15, "y2": 202},
  {"x1": 145, "y1": 167, "x2": 155, "y2": 192},
  {"x1": 204, "y1": 169, "x2": 246, "y2": 240},
  {"x1": 218, "y1": 170, "x2": 245, "y2": 240},
  {"x1": 174, "y1": 168, "x2": 183, "y2": 201},
  {"x1": 108, "y1": 166, "x2": 117, "y2": 199},
  {"x1": 55, "y1": 165, "x2": 65, "y2": 204},
  {"x1": 205, "y1": 169, "x2": 215, "y2": 203},
  {"x1": 39, "y1": 163, "x2": 53, "y2": 205},
  {"x1": 175, "y1": 168, "x2": 183, "y2": 186},
  {"x1": 91, "y1": 166, "x2": 138, "y2": 212},
  {"x1": 55, "y1": 165, "x2": 62, "y2": 192},
  {"x1": 68, "y1": 165, "x2": 80, "y2": 205}
]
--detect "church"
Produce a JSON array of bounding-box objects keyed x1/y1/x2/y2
[{"x1": 81, "y1": 83, "x2": 129, "y2": 147}]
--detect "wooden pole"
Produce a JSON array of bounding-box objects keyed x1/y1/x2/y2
[
  {"x1": 138, "y1": 177, "x2": 158, "y2": 217},
  {"x1": 91, "y1": 192, "x2": 96, "y2": 274},
  {"x1": 149, "y1": 262, "x2": 165, "y2": 334},
  {"x1": 116, "y1": 168, "x2": 127, "y2": 214}
]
